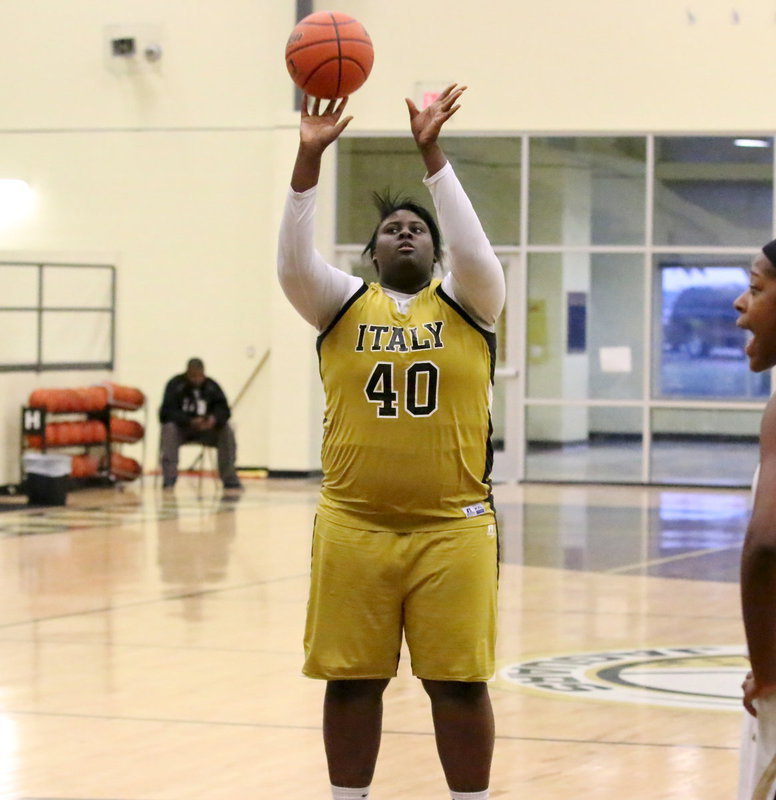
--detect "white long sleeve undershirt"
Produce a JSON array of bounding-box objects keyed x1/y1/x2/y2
[{"x1": 277, "y1": 161, "x2": 505, "y2": 332}]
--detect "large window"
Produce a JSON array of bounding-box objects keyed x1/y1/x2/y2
[
  {"x1": 335, "y1": 134, "x2": 771, "y2": 487},
  {"x1": 654, "y1": 256, "x2": 765, "y2": 399},
  {"x1": 0, "y1": 262, "x2": 115, "y2": 372},
  {"x1": 336, "y1": 137, "x2": 521, "y2": 247},
  {"x1": 654, "y1": 136, "x2": 773, "y2": 247},
  {"x1": 529, "y1": 137, "x2": 646, "y2": 245}
]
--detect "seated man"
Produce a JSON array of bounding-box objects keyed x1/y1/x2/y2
[{"x1": 159, "y1": 357, "x2": 242, "y2": 490}]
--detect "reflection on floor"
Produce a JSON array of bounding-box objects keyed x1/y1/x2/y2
[
  {"x1": 525, "y1": 439, "x2": 759, "y2": 486},
  {"x1": 498, "y1": 486, "x2": 748, "y2": 581},
  {"x1": 0, "y1": 476, "x2": 752, "y2": 799}
]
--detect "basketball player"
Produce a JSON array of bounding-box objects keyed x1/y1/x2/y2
[
  {"x1": 277, "y1": 84, "x2": 505, "y2": 800},
  {"x1": 735, "y1": 240, "x2": 776, "y2": 799}
]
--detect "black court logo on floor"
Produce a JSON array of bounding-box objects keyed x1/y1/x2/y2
[{"x1": 496, "y1": 645, "x2": 747, "y2": 710}]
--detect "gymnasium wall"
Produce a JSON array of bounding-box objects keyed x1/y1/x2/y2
[
  {"x1": 0, "y1": 0, "x2": 302, "y2": 485},
  {"x1": 0, "y1": 0, "x2": 773, "y2": 485},
  {"x1": 343, "y1": 0, "x2": 776, "y2": 134}
]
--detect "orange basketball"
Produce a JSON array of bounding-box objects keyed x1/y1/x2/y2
[{"x1": 285, "y1": 10, "x2": 374, "y2": 99}]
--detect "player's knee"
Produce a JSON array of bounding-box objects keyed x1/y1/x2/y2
[
  {"x1": 325, "y1": 678, "x2": 390, "y2": 703},
  {"x1": 421, "y1": 679, "x2": 489, "y2": 705}
]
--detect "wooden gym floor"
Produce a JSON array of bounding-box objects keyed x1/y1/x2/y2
[{"x1": 0, "y1": 475, "x2": 750, "y2": 799}]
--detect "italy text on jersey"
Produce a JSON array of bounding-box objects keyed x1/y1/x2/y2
[{"x1": 354, "y1": 320, "x2": 445, "y2": 353}]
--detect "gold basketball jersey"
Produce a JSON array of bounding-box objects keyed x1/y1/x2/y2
[{"x1": 316, "y1": 279, "x2": 497, "y2": 531}]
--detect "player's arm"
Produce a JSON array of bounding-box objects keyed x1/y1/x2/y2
[
  {"x1": 278, "y1": 95, "x2": 362, "y2": 330},
  {"x1": 406, "y1": 84, "x2": 505, "y2": 327},
  {"x1": 741, "y1": 393, "x2": 776, "y2": 714},
  {"x1": 206, "y1": 379, "x2": 231, "y2": 427},
  {"x1": 426, "y1": 163, "x2": 505, "y2": 328},
  {"x1": 405, "y1": 83, "x2": 465, "y2": 178},
  {"x1": 159, "y1": 378, "x2": 190, "y2": 427},
  {"x1": 277, "y1": 186, "x2": 361, "y2": 331}
]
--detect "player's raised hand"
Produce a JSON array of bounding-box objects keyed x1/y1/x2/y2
[
  {"x1": 406, "y1": 83, "x2": 466, "y2": 150},
  {"x1": 292, "y1": 96, "x2": 352, "y2": 192},
  {"x1": 299, "y1": 95, "x2": 353, "y2": 153}
]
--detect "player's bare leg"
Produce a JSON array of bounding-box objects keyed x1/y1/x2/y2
[
  {"x1": 323, "y1": 679, "x2": 390, "y2": 787},
  {"x1": 422, "y1": 679, "x2": 494, "y2": 792}
]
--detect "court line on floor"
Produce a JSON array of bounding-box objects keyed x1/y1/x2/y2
[
  {"x1": 604, "y1": 545, "x2": 741, "y2": 575},
  {"x1": 0, "y1": 494, "x2": 316, "y2": 536},
  {"x1": 0, "y1": 636, "x2": 300, "y2": 655},
  {"x1": 4, "y1": 707, "x2": 737, "y2": 750},
  {"x1": 0, "y1": 572, "x2": 309, "y2": 630}
]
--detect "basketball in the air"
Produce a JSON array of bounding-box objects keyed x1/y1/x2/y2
[{"x1": 285, "y1": 10, "x2": 374, "y2": 99}]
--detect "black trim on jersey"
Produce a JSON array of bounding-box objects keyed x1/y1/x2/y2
[
  {"x1": 316, "y1": 282, "x2": 369, "y2": 358},
  {"x1": 492, "y1": 515, "x2": 501, "y2": 580},
  {"x1": 484, "y1": 412, "x2": 496, "y2": 514},
  {"x1": 435, "y1": 285, "x2": 498, "y2": 383},
  {"x1": 436, "y1": 285, "x2": 499, "y2": 510}
]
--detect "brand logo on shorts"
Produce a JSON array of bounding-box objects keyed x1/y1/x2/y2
[
  {"x1": 495, "y1": 645, "x2": 748, "y2": 711},
  {"x1": 463, "y1": 503, "x2": 487, "y2": 518}
]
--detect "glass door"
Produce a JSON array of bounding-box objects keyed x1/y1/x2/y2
[{"x1": 492, "y1": 252, "x2": 522, "y2": 483}]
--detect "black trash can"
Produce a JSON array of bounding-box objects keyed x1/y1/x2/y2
[{"x1": 22, "y1": 452, "x2": 70, "y2": 506}]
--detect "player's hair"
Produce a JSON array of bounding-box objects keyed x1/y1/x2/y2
[
  {"x1": 186, "y1": 357, "x2": 204, "y2": 371},
  {"x1": 362, "y1": 190, "x2": 442, "y2": 263},
  {"x1": 763, "y1": 239, "x2": 776, "y2": 273}
]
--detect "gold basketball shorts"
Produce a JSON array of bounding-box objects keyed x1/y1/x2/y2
[{"x1": 303, "y1": 515, "x2": 498, "y2": 681}]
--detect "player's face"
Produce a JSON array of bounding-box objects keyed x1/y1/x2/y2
[
  {"x1": 734, "y1": 254, "x2": 776, "y2": 372},
  {"x1": 372, "y1": 210, "x2": 435, "y2": 294}
]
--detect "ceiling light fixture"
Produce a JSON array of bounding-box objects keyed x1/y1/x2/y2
[{"x1": 734, "y1": 138, "x2": 771, "y2": 148}]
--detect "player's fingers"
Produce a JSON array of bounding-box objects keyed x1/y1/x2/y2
[
  {"x1": 442, "y1": 86, "x2": 466, "y2": 106},
  {"x1": 335, "y1": 116, "x2": 353, "y2": 134}
]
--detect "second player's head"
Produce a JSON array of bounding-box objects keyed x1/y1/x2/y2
[{"x1": 734, "y1": 239, "x2": 776, "y2": 372}]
